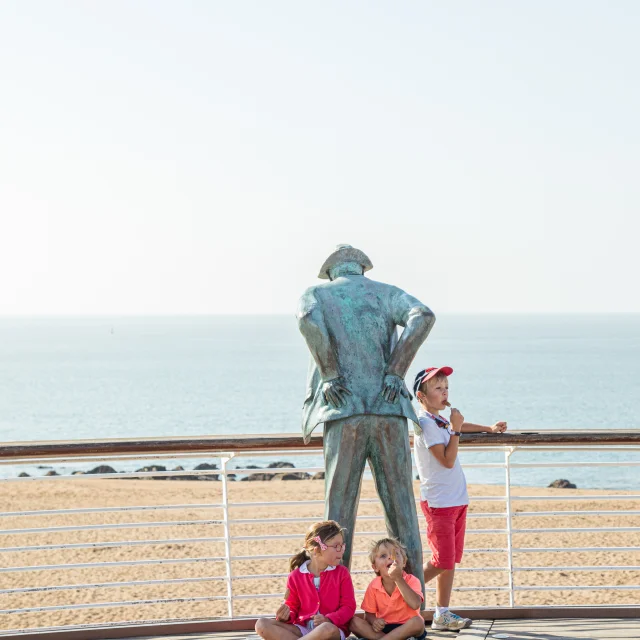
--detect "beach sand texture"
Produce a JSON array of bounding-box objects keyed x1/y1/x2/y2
[{"x1": 1, "y1": 478, "x2": 639, "y2": 631}]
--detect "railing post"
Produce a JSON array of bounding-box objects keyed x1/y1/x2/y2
[
  {"x1": 504, "y1": 447, "x2": 515, "y2": 607},
  {"x1": 221, "y1": 454, "x2": 235, "y2": 618}
]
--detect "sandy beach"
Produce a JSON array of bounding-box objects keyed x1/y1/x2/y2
[{"x1": 1, "y1": 477, "x2": 639, "y2": 631}]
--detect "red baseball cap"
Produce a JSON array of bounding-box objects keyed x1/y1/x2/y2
[{"x1": 413, "y1": 366, "x2": 453, "y2": 395}]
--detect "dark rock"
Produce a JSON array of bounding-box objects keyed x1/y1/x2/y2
[
  {"x1": 37, "y1": 465, "x2": 52, "y2": 469},
  {"x1": 135, "y1": 465, "x2": 167, "y2": 480},
  {"x1": 193, "y1": 463, "x2": 219, "y2": 481},
  {"x1": 279, "y1": 472, "x2": 312, "y2": 480},
  {"x1": 239, "y1": 465, "x2": 259, "y2": 481},
  {"x1": 312, "y1": 472, "x2": 325, "y2": 480},
  {"x1": 45, "y1": 470, "x2": 59, "y2": 476},
  {"x1": 246, "y1": 473, "x2": 274, "y2": 481},
  {"x1": 72, "y1": 470, "x2": 86, "y2": 475},
  {"x1": 87, "y1": 465, "x2": 118, "y2": 475},
  {"x1": 239, "y1": 465, "x2": 272, "y2": 481},
  {"x1": 268, "y1": 461, "x2": 295, "y2": 469},
  {"x1": 246, "y1": 467, "x2": 274, "y2": 481},
  {"x1": 18, "y1": 472, "x2": 30, "y2": 477},
  {"x1": 548, "y1": 478, "x2": 577, "y2": 489},
  {"x1": 167, "y1": 465, "x2": 200, "y2": 481}
]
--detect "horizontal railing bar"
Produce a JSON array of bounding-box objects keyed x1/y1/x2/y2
[
  {"x1": 0, "y1": 536, "x2": 226, "y2": 553},
  {"x1": 2, "y1": 430, "x2": 639, "y2": 460},
  {"x1": 0, "y1": 520, "x2": 225, "y2": 535},
  {"x1": 509, "y1": 461, "x2": 640, "y2": 468},
  {"x1": 242, "y1": 496, "x2": 505, "y2": 506},
  {"x1": 514, "y1": 585, "x2": 640, "y2": 591},
  {"x1": 0, "y1": 503, "x2": 224, "y2": 518},
  {"x1": 506, "y1": 446, "x2": 640, "y2": 451},
  {"x1": 231, "y1": 567, "x2": 509, "y2": 581},
  {"x1": 513, "y1": 546, "x2": 640, "y2": 553},
  {"x1": 510, "y1": 495, "x2": 640, "y2": 501},
  {"x1": 0, "y1": 454, "x2": 232, "y2": 467},
  {"x1": 514, "y1": 565, "x2": 640, "y2": 572},
  {"x1": 3, "y1": 444, "x2": 637, "y2": 467},
  {"x1": 2, "y1": 497, "x2": 637, "y2": 520},
  {"x1": 0, "y1": 543, "x2": 508, "y2": 557},
  {"x1": 512, "y1": 526, "x2": 640, "y2": 533},
  {"x1": 0, "y1": 448, "x2": 323, "y2": 466},
  {"x1": 226, "y1": 548, "x2": 507, "y2": 561},
  {"x1": 0, "y1": 596, "x2": 228, "y2": 615},
  {"x1": 230, "y1": 529, "x2": 507, "y2": 541},
  {"x1": 0, "y1": 470, "x2": 228, "y2": 482},
  {"x1": 1, "y1": 523, "x2": 506, "y2": 539},
  {"x1": 0, "y1": 498, "x2": 396, "y2": 518},
  {"x1": 8, "y1": 459, "x2": 640, "y2": 481},
  {"x1": 0, "y1": 575, "x2": 229, "y2": 595},
  {"x1": 228, "y1": 513, "x2": 506, "y2": 525},
  {"x1": 231, "y1": 586, "x2": 511, "y2": 600},
  {"x1": 0, "y1": 556, "x2": 225, "y2": 573},
  {"x1": 513, "y1": 510, "x2": 640, "y2": 517},
  {"x1": 223, "y1": 467, "x2": 322, "y2": 474}
]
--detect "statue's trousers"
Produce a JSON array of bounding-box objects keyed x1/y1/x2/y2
[{"x1": 323, "y1": 414, "x2": 425, "y2": 600}]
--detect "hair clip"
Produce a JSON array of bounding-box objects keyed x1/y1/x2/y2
[{"x1": 313, "y1": 535, "x2": 328, "y2": 550}]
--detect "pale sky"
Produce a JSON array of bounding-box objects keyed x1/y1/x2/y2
[{"x1": 1, "y1": 1, "x2": 638, "y2": 315}]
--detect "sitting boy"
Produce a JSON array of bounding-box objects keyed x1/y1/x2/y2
[{"x1": 350, "y1": 538, "x2": 426, "y2": 640}]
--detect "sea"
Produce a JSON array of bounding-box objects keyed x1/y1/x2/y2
[{"x1": 0, "y1": 314, "x2": 639, "y2": 489}]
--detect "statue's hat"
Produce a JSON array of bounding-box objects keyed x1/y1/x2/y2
[{"x1": 318, "y1": 244, "x2": 373, "y2": 280}]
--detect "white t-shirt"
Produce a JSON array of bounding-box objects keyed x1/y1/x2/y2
[{"x1": 414, "y1": 409, "x2": 469, "y2": 508}]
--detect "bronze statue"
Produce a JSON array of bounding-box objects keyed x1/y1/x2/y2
[{"x1": 297, "y1": 244, "x2": 435, "y2": 591}]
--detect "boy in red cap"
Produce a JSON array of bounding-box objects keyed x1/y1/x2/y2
[{"x1": 412, "y1": 366, "x2": 507, "y2": 631}]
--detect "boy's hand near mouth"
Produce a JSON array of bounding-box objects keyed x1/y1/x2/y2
[{"x1": 388, "y1": 558, "x2": 403, "y2": 581}]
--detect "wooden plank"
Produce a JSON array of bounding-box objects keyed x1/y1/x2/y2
[
  {"x1": 2, "y1": 608, "x2": 640, "y2": 640},
  {"x1": 1, "y1": 431, "x2": 640, "y2": 460}
]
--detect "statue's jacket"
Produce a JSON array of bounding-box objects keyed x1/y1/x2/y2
[{"x1": 297, "y1": 274, "x2": 433, "y2": 443}]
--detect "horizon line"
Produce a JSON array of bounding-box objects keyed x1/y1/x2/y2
[{"x1": 1, "y1": 311, "x2": 639, "y2": 318}]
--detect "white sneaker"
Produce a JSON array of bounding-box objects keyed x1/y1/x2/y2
[{"x1": 431, "y1": 610, "x2": 472, "y2": 631}]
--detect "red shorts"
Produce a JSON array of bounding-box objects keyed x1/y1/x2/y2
[{"x1": 420, "y1": 500, "x2": 467, "y2": 570}]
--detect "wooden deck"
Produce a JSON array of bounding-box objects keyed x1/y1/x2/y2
[{"x1": 125, "y1": 621, "x2": 640, "y2": 639}]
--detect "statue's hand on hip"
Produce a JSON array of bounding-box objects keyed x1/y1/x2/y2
[
  {"x1": 382, "y1": 374, "x2": 411, "y2": 404},
  {"x1": 321, "y1": 378, "x2": 352, "y2": 408}
]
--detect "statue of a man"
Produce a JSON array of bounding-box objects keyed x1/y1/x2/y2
[{"x1": 297, "y1": 244, "x2": 435, "y2": 588}]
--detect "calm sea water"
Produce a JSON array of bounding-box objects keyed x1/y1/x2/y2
[{"x1": 0, "y1": 315, "x2": 639, "y2": 488}]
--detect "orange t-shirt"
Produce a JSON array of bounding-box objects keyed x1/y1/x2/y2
[{"x1": 360, "y1": 571, "x2": 423, "y2": 624}]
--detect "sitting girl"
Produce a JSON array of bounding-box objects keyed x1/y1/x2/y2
[{"x1": 255, "y1": 520, "x2": 356, "y2": 640}]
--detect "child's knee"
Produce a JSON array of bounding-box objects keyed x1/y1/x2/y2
[
  {"x1": 316, "y1": 621, "x2": 340, "y2": 640},
  {"x1": 407, "y1": 615, "x2": 425, "y2": 633},
  {"x1": 255, "y1": 617, "x2": 271, "y2": 637}
]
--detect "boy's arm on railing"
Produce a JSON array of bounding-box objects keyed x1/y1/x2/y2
[{"x1": 461, "y1": 421, "x2": 507, "y2": 433}]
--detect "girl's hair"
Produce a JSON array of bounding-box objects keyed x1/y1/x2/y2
[
  {"x1": 289, "y1": 520, "x2": 345, "y2": 572},
  {"x1": 368, "y1": 537, "x2": 407, "y2": 569}
]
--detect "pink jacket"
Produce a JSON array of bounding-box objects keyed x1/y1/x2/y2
[{"x1": 285, "y1": 562, "x2": 356, "y2": 633}]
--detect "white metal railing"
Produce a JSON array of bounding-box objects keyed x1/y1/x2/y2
[{"x1": 0, "y1": 434, "x2": 639, "y2": 635}]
